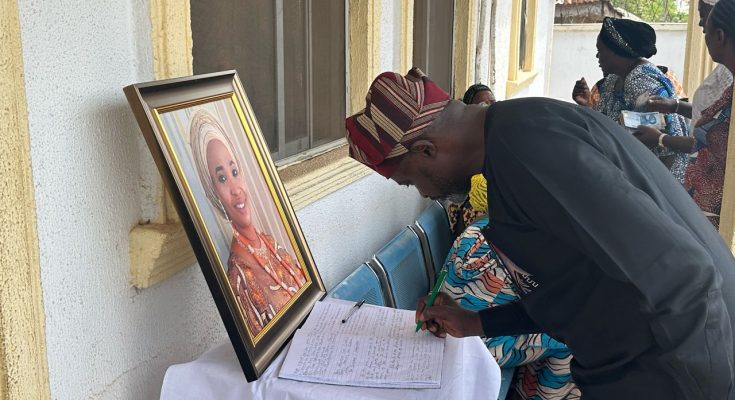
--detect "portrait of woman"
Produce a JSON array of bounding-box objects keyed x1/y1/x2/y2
[{"x1": 189, "y1": 109, "x2": 307, "y2": 337}]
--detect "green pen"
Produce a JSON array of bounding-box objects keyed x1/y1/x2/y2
[{"x1": 415, "y1": 267, "x2": 448, "y2": 332}]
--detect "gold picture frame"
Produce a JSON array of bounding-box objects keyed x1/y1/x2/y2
[{"x1": 124, "y1": 71, "x2": 325, "y2": 381}]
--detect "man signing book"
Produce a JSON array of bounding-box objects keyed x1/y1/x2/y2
[{"x1": 345, "y1": 67, "x2": 735, "y2": 399}]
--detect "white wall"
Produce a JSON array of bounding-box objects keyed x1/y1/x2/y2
[
  {"x1": 19, "y1": 0, "x2": 226, "y2": 398},
  {"x1": 547, "y1": 23, "x2": 688, "y2": 101},
  {"x1": 480, "y1": 0, "x2": 556, "y2": 99},
  {"x1": 18, "y1": 0, "x2": 559, "y2": 397},
  {"x1": 19, "y1": 0, "x2": 424, "y2": 398},
  {"x1": 298, "y1": 177, "x2": 426, "y2": 290},
  {"x1": 491, "y1": 1, "x2": 513, "y2": 98}
]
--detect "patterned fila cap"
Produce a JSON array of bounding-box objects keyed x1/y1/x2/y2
[{"x1": 346, "y1": 67, "x2": 450, "y2": 178}]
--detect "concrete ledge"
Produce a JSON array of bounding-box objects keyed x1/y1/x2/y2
[
  {"x1": 129, "y1": 222, "x2": 196, "y2": 289},
  {"x1": 507, "y1": 69, "x2": 540, "y2": 97}
]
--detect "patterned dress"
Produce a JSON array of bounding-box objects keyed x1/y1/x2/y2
[
  {"x1": 594, "y1": 63, "x2": 690, "y2": 183},
  {"x1": 443, "y1": 215, "x2": 580, "y2": 399},
  {"x1": 684, "y1": 86, "x2": 734, "y2": 229},
  {"x1": 589, "y1": 67, "x2": 686, "y2": 110},
  {"x1": 227, "y1": 232, "x2": 306, "y2": 337}
]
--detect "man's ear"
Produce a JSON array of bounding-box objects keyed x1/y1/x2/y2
[{"x1": 409, "y1": 139, "x2": 437, "y2": 158}]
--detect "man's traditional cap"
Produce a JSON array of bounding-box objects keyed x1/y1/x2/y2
[
  {"x1": 598, "y1": 17, "x2": 657, "y2": 59},
  {"x1": 346, "y1": 67, "x2": 450, "y2": 178}
]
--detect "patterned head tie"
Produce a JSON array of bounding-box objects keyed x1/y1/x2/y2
[
  {"x1": 189, "y1": 109, "x2": 241, "y2": 219},
  {"x1": 345, "y1": 67, "x2": 450, "y2": 178},
  {"x1": 599, "y1": 17, "x2": 657, "y2": 59},
  {"x1": 702, "y1": 0, "x2": 718, "y2": 5}
]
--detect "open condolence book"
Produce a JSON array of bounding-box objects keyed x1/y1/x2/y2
[{"x1": 279, "y1": 299, "x2": 445, "y2": 389}]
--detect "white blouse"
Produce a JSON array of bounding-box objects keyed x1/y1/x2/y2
[{"x1": 692, "y1": 64, "x2": 733, "y2": 126}]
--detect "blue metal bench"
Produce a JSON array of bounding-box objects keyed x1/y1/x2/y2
[
  {"x1": 412, "y1": 200, "x2": 453, "y2": 286},
  {"x1": 371, "y1": 227, "x2": 429, "y2": 310},
  {"x1": 327, "y1": 263, "x2": 386, "y2": 306}
]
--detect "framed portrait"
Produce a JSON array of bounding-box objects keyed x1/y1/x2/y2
[{"x1": 124, "y1": 71, "x2": 325, "y2": 381}]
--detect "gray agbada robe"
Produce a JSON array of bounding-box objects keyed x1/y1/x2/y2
[{"x1": 477, "y1": 98, "x2": 735, "y2": 399}]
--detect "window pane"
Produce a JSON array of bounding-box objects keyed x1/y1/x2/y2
[
  {"x1": 413, "y1": 0, "x2": 454, "y2": 94},
  {"x1": 191, "y1": 0, "x2": 345, "y2": 159},
  {"x1": 310, "y1": 0, "x2": 346, "y2": 148},
  {"x1": 283, "y1": 0, "x2": 310, "y2": 157},
  {"x1": 519, "y1": 0, "x2": 529, "y2": 70},
  {"x1": 191, "y1": 0, "x2": 279, "y2": 154}
]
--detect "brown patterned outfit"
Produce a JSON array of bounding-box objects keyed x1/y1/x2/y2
[
  {"x1": 684, "y1": 85, "x2": 734, "y2": 229},
  {"x1": 227, "y1": 232, "x2": 306, "y2": 336}
]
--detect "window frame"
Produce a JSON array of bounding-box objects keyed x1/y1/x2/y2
[
  {"x1": 130, "y1": 0, "x2": 394, "y2": 289},
  {"x1": 506, "y1": 0, "x2": 539, "y2": 97}
]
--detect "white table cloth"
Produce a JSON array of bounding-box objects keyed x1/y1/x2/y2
[{"x1": 161, "y1": 335, "x2": 500, "y2": 400}]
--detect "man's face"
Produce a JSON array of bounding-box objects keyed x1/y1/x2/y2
[{"x1": 390, "y1": 151, "x2": 470, "y2": 203}]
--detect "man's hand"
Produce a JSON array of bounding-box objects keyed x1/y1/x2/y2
[
  {"x1": 572, "y1": 77, "x2": 591, "y2": 107},
  {"x1": 415, "y1": 292, "x2": 484, "y2": 338},
  {"x1": 644, "y1": 95, "x2": 677, "y2": 114},
  {"x1": 633, "y1": 125, "x2": 664, "y2": 148}
]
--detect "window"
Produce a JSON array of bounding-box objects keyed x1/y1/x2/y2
[
  {"x1": 413, "y1": 0, "x2": 455, "y2": 95},
  {"x1": 507, "y1": 0, "x2": 538, "y2": 97},
  {"x1": 518, "y1": 0, "x2": 530, "y2": 70},
  {"x1": 191, "y1": 0, "x2": 346, "y2": 161}
]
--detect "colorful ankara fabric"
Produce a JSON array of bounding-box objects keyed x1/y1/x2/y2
[
  {"x1": 598, "y1": 17, "x2": 657, "y2": 59},
  {"x1": 684, "y1": 85, "x2": 733, "y2": 229},
  {"x1": 589, "y1": 81, "x2": 603, "y2": 109},
  {"x1": 594, "y1": 63, "x2": 690, "y2": 183},
  {"x1": 228, "y1": 232, "x2": 306, "y2": 337},
  {"x1": 345, "y1": 67, "x2": 450, "y2": 178},
  {"x1": 590, "y1": 67, "x2": 686, "y2": 111},
  {"x1": 658, "y1": 66, "x2": 687, "y2": 98},
  {"x1": 443, "y1": 217, "x2": 580, "y2": 399}
]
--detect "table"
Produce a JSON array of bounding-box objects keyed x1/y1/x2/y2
[{"x1": 161, "y1": 335, "x2": 500, "y2": 400}]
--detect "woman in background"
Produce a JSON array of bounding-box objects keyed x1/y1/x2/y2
[
  {"x1": 572, "y1": 18, "x2": 690, "y2": 183},
  {"x1": 462, "y1": 83, "x2": 497, "y2": 106},
  {"x1": 684, "y1": 0, "x2": 735, "y2": 228},
  {"x1": 643, "y1": 0, "x2": 732, "y2": 127},
  {"x1": 190, "y1": 110, "x2": 306, "y2": 336},
  {"x1": 629, "y1": 0, "x2": 734, "y2": 228}
]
